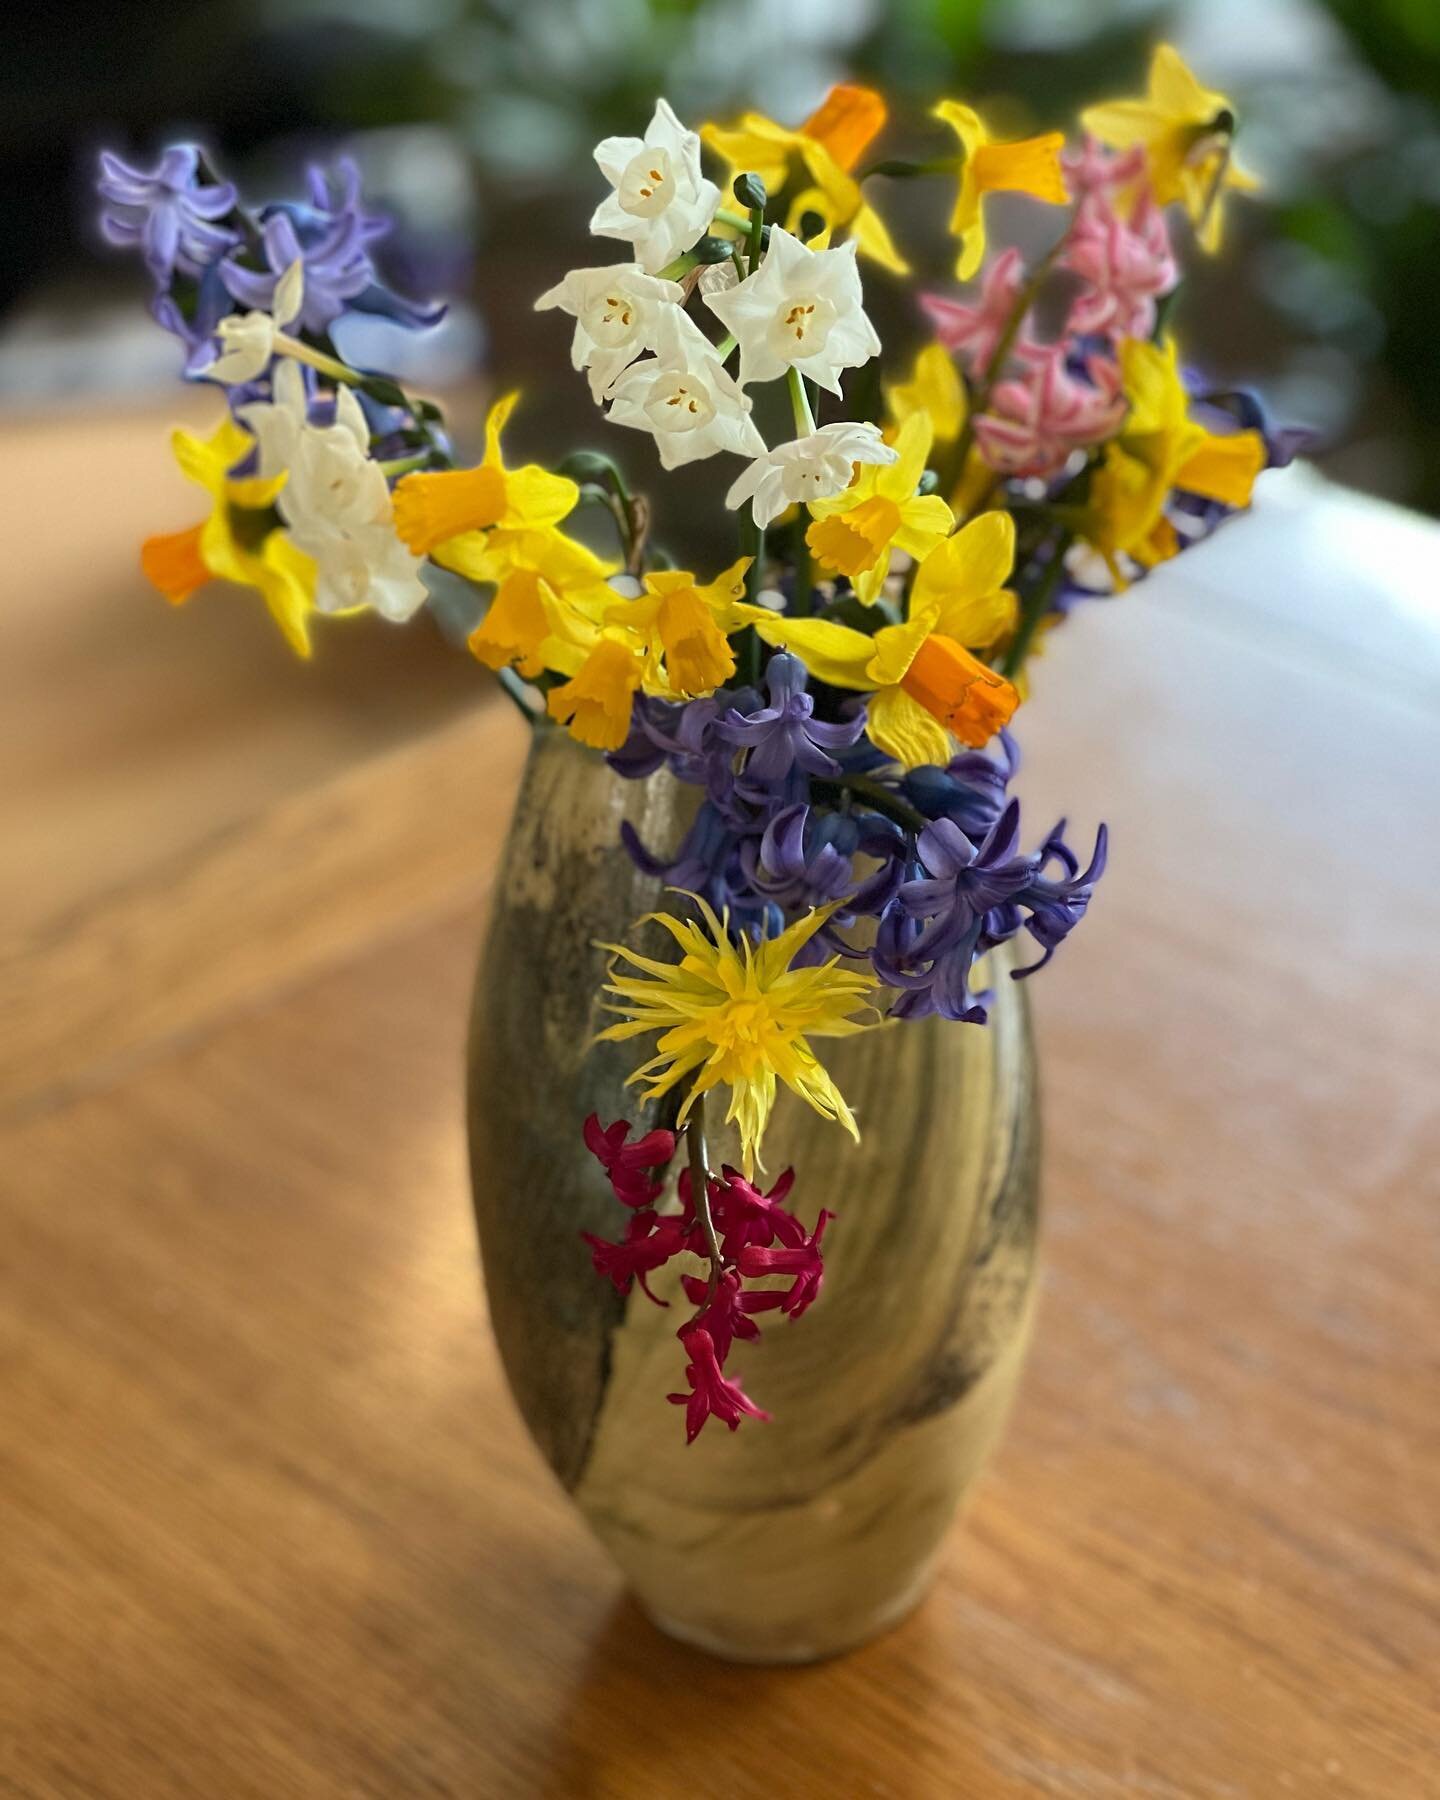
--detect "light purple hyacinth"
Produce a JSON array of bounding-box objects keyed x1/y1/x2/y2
[
  {"x1": 717, "y1": 653, "x2": 865, "y2": 784},
  {"x1": 97, "y1": 145, "x2": 240, "y2": 285},
  {"x1": 220, "y1": 159, "x2": 446, "y2": 337},
  {"x1": 221, "y1": 208, "x2": 374, "y2": 335}
]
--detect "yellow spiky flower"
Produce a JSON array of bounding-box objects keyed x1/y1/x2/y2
[{"x1": 598, "y1": 898, "x2": 876, "y2": 1176}]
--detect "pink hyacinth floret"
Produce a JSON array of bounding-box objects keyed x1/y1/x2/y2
[
  {"x1": 1061, "y1": 134, "x2": 1148, "y2": 214},
  {"x1": 580, "y1": 1118, "x2": 833, "y2": 1442},
  {"x1": 974, "y1": 343, "x2": 1127, "y2": 479},
  {"x1": 1062, "y1": 188, "x2": 1177, "y2": 342},
  {"x1": 920, "y1": 246, "x2": 1027, "y2": 377}
]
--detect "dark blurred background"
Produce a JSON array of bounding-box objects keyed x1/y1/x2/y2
[{"x1": 5, "y1": 0, "x2": 1439, "y2": 514}]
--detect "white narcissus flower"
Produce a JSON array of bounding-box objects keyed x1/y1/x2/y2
[
  {"x1": 239, "y1": 361, "x2": 429, "y2": 622},
  {"x1": 704, "y1": 227, "x2": 881, "y2": 397},
  {"x1": 725, "y1": 422, "x2": 898, "y2": 529},
  {"x1": 208, "y1": 258, "x2": 304, "y2": 385},
  {"x1": 533, "y1": 263, "x2": 684, "y2": 400},
  {"x1": 589, "y1": 99, "x2": 720, "y2": 275},
  {"x1": 606, "y1": 307, "x2": 767, "y2": 471}
]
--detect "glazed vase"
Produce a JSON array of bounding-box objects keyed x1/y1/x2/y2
[{"x1": 466, "y1": 725, "x2": 1041, "y2": 1664}]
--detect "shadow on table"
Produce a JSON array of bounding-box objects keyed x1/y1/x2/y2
[{"x1": 530, "y1": 1586, "x2": 1000, "y2": 1796}]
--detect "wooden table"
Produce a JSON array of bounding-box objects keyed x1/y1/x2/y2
[{"x1": 2, "y1": 411, "x2": 1437, "y2": 1798}]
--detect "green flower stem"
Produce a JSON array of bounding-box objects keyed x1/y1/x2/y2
[
  {"x1": 715, "y1": 332, "x2": 738, "y2": 360},
  {"x1": 685, "y1": 1091, "x2": 723, "y2": 1300},
  {"x1": 787, "y1": 365, "x2": 817, "y2": 437},
  {"x1": 814, "y1": 773, "x2": 928, "y2": 835},
  {"x1": 1002, "y1": 528, "x2": 1075, "y2": 680},
  {"x1": 736, "y1": 501, "x2": 766, "y2": 686},
  {"x1": 378, "y1": 452, "x2": 430, "y2": 478},
  {"x1": 274, "y1": 332, "x2": 362, "y2": 385},
  {"x1": 712, "y1": 208, "x2": 753, "y2": 234},
  {"x1": 495, "y1": 666, "x2": 543, "y2": 725},
  {"x1": 747, "y1": 204, "x2": 765, "y2": 275}
]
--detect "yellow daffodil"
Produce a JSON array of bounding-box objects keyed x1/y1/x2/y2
[
  {"x1": 1084, "y1": 336, "x2": 1266, "y2": 584},
  {"x1": 702, "y1": 84, "x2": 908, "y2": 274},
  {"x1": 608, "y1": 558, "x2": 753, "y2": 698},
  {"x1": 599, "y1": 895, "x2": 875, "y2": 1175},
  {"x1": 391, "y1": 392, "x2": 578, "y2": 560},
  {"x1": 884, "y1": 342, "x2": 967, "y2": 448},
  {"x1": 140, "y1": 417, "x2": 318, "y2": 657},
  {"x1": 933, "y1": 101, "x2": 1068, "y2": 281},
  {"x1": 1080, "y1": 44, "x2": 1258, "y2": 252},
  {"x1": 466, "y1": 527, "x2": 618, "y2": 679},
  {"x1": 744, "y1": 511, "x2": 1021, "y2": 767},
  {"x1": 804, "y1": 411, "x2": 955, "y2": 604},
  {"x1": 545, "y1": 634, "x2": 647, "y2": 752}
]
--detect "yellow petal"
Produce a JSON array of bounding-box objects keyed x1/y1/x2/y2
[
  {"x1": 866, "y1": 683, "x2": 953, "y2": 770},
  {"x1": 500, "y1": 463, "x2": 580, "y2": 532},
  {"x1": 1149, "y1": 43, "x2": 1222, "y2": 122},
  {"x1": 393, "y1": 466, "x2": 509, "y2": 552},
  {"x1": 912, "y1": 508, "x2": 1016, "y2": 614},
  {"x1": 847, "y1": 198, "x2": 910, "y2": 274},
  {"x1": 171, "y1": 418, "x2": 251, "y2": 495},
  {"x1": 886, "y1": 343, "x2": 966, "y2": 446},
  {"x1": 257, "y1": 532, "x2": 319, "y2": 660},
  {"x1": 699, "y1": 119, "x2": 795, "y2": 197},
  {"x1": 468, "y1": 568, "x2": 553, "y2": 677},
  {"x1": 1176, "y1": 428, "x2": 1266, "y2": 509},
  {"x1": 1077, "y1": 99, "x2": 1163, "y2": 150},
  {"x1": 483, "y1": 390, "x2": 521, "y2": 462},
  {"x1": 879, "y1": 410, "x2": 936, "y2": 500},
  {"x1": 971, "y1": 133, "x2": 1068, "y2": 205},
  {"x1": 748, "y1": 611, "x2": 874, "y2": 690},
  {"x1": 866, "y1": 609, "x2": 936, "y2": 687}
]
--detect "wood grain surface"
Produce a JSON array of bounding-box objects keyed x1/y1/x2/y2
[{"x1": 0, "y1": 419, "x2": 1437, "y2": 1797}]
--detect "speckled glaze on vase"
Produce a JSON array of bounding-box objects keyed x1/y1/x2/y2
[{"x1": 466, "y1": 725, "x2": 1041, "y2": 1664}]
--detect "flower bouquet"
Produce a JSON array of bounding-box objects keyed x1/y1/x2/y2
[{"x1": 105, "y1": 47, "x2": 1289, "y2": 1656}]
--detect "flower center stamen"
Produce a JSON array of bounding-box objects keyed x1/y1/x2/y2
[
  {"x1": 619, "y1": 149, "x2": 675, "y2": 218},
  {"x1": 645, "y1": 372, "x2": 717, "y2": 436},
  {"x1": 768, "y1": 290, "x2": 837, "y2": 361}
]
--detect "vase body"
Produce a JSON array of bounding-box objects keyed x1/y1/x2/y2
[{"x1": 467, "y1": 727, "x2": 1041, "y2": 1663}]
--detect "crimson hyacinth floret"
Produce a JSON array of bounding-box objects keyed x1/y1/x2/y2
[
  {"x1": 582, "y1": 1113, "x2": 678, "y2": 1207},
  {"x1": 580, "y1": 1118, "x2": 834, "y2": 1442},
  {"x1": 669, "y1": 1328, "x2": 771, "y2": 1444}
]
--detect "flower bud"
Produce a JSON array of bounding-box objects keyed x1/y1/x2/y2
[
  {"x1": 732, "y1": 171, "x2": 767, "y2": 211},
  {"x1": 556, "y1": 449, "x2": 621, "y2": 483},
  {"x1": 690, "y1": 235, "x2": 739, "y2": 265}
]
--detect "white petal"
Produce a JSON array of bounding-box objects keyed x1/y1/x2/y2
[
  {"x1": 334, "y1": 383, "x2": 370, "y2": 449},
  {"x1": 593, "y1": 135, "x2": 645, "y2": 184},
  {"x1": 273, "y1": 258, "x2": 305, "y2": 329}
]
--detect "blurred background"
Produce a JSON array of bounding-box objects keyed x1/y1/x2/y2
[{"x1": 5, "y1": 0, "x2": 1440, "y2": 514}]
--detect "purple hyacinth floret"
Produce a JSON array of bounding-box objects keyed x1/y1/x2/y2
[
  {"x1": 902, "y1": 731, "x2": 1019, "y2": 839},
  {"x1": 717, "y1": 653, "x2": 865, "y2": 788},
  {"x1": 871, "y1": 801, "x2": 1106, "y2": 1021},
  {"x1": 222, "y1": 207, "x2": 372, "y2": 334},
  {"x1": 1011, "y1": 818, "x2": 1108, "y2": 975},
  {"x1": 98, "y1": 145, "x2": 240, "y2": 285},
  {"x1": 892, "y1": 804, "x2": 1038, "y2": 965},
  {"x1": 218, "y1": 159, "x2": 446, "y2": 337}
]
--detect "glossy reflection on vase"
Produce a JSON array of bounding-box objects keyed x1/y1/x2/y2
[{"x1": 467, "y1": 726, "x2": 1041, "y2": 1664}]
